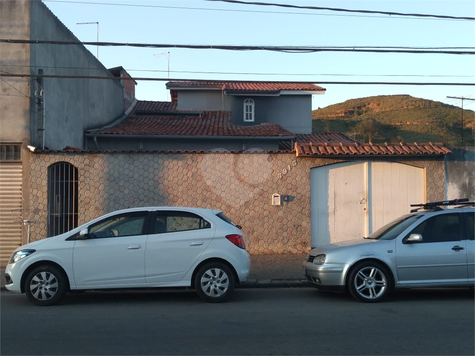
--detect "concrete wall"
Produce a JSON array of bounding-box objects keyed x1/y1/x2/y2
[
  {"x1": 446, "y1": 146, "x2": 475, "y2": 201},
  {"x1": 0, "y1": 0, "x2": 31, "y2": 145},
  {"x1": 176, "y1": 90, "x2": 232, "y2": 111},
  {"x1": 265, "y1": 95, "x2": 312, "y2": 134},
  {"x1": 29, "y1": 0, "x2": 126, "y2": 150},
  {"x1": 28, "y1": 152, "x2": 446, "y2": 255}
]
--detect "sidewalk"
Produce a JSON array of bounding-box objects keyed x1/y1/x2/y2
[
  {"x1": 243, "y1": 253, "x2": 309, "y2": 287},
  {"x1": 1, "y1": 254, "x2": 309, "y2": 291}
]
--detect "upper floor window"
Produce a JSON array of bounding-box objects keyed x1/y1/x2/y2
[{"x1": 243, "y1": 98, "x2": 255, "y2": 122}]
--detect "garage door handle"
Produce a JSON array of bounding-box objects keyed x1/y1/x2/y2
[
  {"x1": 128, "y1": 244, "x2": 142, "y2": 250},
  {"x1": 190, "y1": 242, "x2": 203, "y2": 246},
  {"x1": 452, "y1": 245, "x2": 464, "y2": 251}
]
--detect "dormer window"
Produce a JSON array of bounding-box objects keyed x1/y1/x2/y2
[{"x1": 243, "y1": 98, "x2": 255, "y2": 122}]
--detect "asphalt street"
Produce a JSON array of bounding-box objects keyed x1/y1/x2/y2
[{"x1": 2, "y1": 287, "x2": 474, "y2": 355}]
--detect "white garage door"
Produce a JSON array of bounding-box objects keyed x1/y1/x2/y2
[{"x1": 310, "y1": 161, "x2": 425, "y2": 247}]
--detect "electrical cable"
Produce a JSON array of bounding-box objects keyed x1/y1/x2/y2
[
  {"x1": 206, "y1": 0, "x2": 475, "y2": 21},
  {"x1": 43, "y1": 0, "x2": 475, "y2": 21},
  {"x1": 1, "y1": 73, "x2": 473, "y2": 86},
  {"x1": 2, "y1": 64, "x2": 473, "y2": 79},
  {"x1": 1, "y1": 39, "x2": 474, "y2": 55}
]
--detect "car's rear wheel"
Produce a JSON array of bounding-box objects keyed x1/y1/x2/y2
[
  {"x1": 194, "y1": 262, "x2": 235, "y2": 303},
  {"x1": 348, "y1": 261, "x2": 391, "y2": 303},
  {"x1": 24, "y1": 265, "x2": 68, "y2": 306}
]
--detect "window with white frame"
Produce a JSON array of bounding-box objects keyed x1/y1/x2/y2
[{"x1": 243, "y1": 98, "x2": 255, "y2": 122}]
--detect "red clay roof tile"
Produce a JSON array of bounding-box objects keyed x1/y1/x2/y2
[
  {"x1": 295, "y1": 142, "x2": 451, "y2": 157},
  {"x1": 279, "y1": 133, "x2": 356, "y2": 151},
  {"x1": 89, "y1": 102, "x2": 294, "y2": 138},
  {"x1": 166, "y1": 81, "x2": 325, "y2": 92}
]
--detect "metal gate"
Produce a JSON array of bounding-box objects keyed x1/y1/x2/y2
[
  {"x1": 310, "y1": 161, "x2": 425, "y2": 247},
  {"x1": 0, "y1": 163, "x2": 23, "y2": 266}
]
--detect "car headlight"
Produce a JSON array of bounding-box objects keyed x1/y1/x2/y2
[
  {"x1": 313, "y1": 254, "x2": 326, "y2": 265},
  {"x1": 9, "y1": 249, "x2": 36, "y2": 264}
]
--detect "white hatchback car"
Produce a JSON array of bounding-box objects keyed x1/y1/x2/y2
[
  {"x1": 304, "y1": 200, "x2": 474, "y2": 302},
  {"x1": 5, "y1": 207, "x2": 251, "y2": 306}
]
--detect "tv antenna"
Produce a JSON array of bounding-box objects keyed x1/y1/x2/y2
[
  {"x1": 77, "y1": 21, "x2": 99, "y2": 58},
  {"x1": 153, "y1": 52, "x2": 170, "y2": 79}
]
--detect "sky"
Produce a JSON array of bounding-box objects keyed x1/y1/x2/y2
[{"x1": 42, "y1": 0, "x2": 475, "y2": 110}]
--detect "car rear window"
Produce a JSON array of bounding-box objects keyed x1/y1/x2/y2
[{"x1": 216, "y1": 212, "x2": 238, "y2": 227}]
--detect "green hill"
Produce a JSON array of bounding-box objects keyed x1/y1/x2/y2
[{"x1": 312, "y1": 95, "x2": 475, "y2": 146}]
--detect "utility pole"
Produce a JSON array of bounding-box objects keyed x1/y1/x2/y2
[
  {"x1": 447, "y1": 96, "x2": 475, "y2": 146},
  {"x1": 36, "y1": 69, "x2": 45, "y2": 149}
]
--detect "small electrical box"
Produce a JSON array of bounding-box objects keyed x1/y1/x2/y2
[{"x1": 272, "y1": 193, "x2": 282, "y2": 206}]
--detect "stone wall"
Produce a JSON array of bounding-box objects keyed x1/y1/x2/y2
[{"x1": 29, "y1": 152, "x2": 445, "y2": 254}]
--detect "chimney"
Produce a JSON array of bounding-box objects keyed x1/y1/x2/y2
[
  {"x1": 170, "y1": 89, "x2": 178, "y2": 103},
  {"x1": 109, "y1": 66, "x2": 136, "y2": 111}
]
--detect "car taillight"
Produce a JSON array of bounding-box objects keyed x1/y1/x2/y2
[{"x1": 226, "y1": 234, "x2": 246, "y2": 249}]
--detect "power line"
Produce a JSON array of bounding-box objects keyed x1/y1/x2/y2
[
  {"x1": 1, "y1": 73, "x2": 474, "y2": 86},
  {"x1": 2, "y1": 64, "x2": 474, "y2": 79},
  {"x1": 1, "y1": 39, "x2": 474, "y2": 55},
  {"x1": 206, "y1": 0, "x2": 475, "y2": 21},
  {"x1": 44, "y1": 0, "x2": 475, "y2": 21}
]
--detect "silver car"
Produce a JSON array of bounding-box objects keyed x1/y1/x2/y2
[{"x1": 303, "y1": 200, "x2": 474, "y2": 302}]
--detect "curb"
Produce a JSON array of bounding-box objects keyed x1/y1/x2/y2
[
  {"x1": 1, "y1": 280, "x2": 310, "y2": 293},
  {"x1": 240, "y1": 279, "x2": 310, "y2": 288}
]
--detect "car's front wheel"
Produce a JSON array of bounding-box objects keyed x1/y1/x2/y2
[
  {"x1": 348, "y1": 261, "x2": 391, "y2": 303},
  {"x1": 24, "y1": 265, "x2": 68, "y2": 306},
  {"x1": 194, "y1": 262, "x2": 235, "y2": 303}
]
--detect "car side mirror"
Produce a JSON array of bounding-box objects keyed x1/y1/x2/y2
[
  {"x1": 76, "y1": 228, "x2": 93, "y2": 240},
  {"x1": 404, "y1": 233, "x2": 423, "y2": 244}
]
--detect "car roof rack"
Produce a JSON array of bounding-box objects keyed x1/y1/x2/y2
[{"x1": 410, "y1": 198, "x2": 475, "y2": 213}]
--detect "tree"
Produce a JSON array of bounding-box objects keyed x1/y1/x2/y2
[{"x1": 356, "y1": 118, "x2": 381, "y2": 143}]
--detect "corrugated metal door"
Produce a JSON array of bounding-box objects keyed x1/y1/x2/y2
[
  {"x1": 311, "y1": 161, "x2": 425, "y2": 247},
  {"x1": 0, "y1": 163, "x2": 23, "y2": 266}
]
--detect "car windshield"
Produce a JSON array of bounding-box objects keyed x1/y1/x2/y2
[{"x1": 366, "y1": 214, "x2": 422, "y2": 240}]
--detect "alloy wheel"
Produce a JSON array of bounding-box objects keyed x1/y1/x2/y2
[
  {"x1": 200, "y1": 267, "x2": 230, "y2": 297},
  {"x1": 353, "y1": 266, "x2": 388, "y2": 301},
  {"x1": 29, "y1": 271, "x2": 59, "y2": 301}
]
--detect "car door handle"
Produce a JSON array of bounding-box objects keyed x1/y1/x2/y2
[
  {"x1": 128, "y1": 244, "x2": 142, "y2": 250},
  {"x1": 190, "y1": 242, "x2": 204, "y2": 246},
  {"x1": 452, "y1": 245, "x2": 464, "y2": 251}
]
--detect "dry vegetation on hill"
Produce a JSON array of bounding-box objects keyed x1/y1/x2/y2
[{"x1": 312, "y1": 95, "x2": 475, "y2": 147}]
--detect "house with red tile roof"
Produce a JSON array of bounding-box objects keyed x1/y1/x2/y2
[
  {"x1": 167, "y1": 81, "x2": 325, "y2": 134},
  {"x1": 85, "y1": 81, "x2": 327, "y2": 151},
  {"x1": 26, "y1": 79, "x2": 452, "y2": 254},
  {"x1": 0, "y1": 2, "x2": 459, "y2": 263}
]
